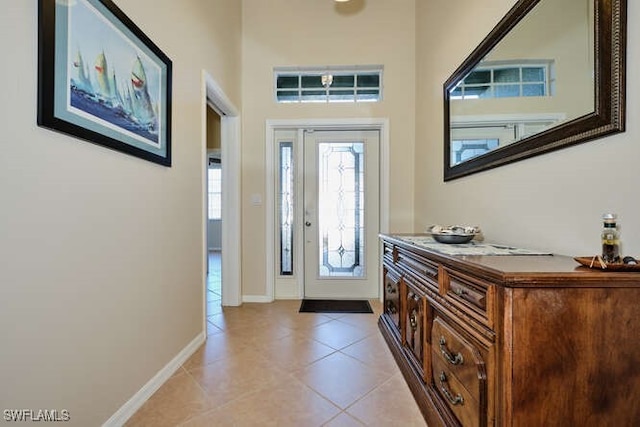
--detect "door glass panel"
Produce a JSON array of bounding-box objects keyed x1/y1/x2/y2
[
  {"x1": 279, "y1": 142, "x2": 294, "y2": 275},
  {"x1": 317, "y1": 142, "x2": 364, "y2": 277}
]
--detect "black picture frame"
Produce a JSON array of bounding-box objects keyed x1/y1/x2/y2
[{"x1": 38, "y1": 0, "x2": 172, "y2": 166}]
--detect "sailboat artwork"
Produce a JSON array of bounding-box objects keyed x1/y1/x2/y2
[
  {"x1": 66, "y1": 0, "x2": 164, "y2": 147},
  {"x1": 69, "y1": 49, "x2": 160, "y2": 145},
  {"x1": 38, "y1": 0, "x2": 171, "y2": 166}
]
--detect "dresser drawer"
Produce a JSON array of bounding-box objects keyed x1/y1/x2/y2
[
  {"x1": 403, "y1": 278, "x2": 427, "y2": 379},
  {"x1": 432, "y1": 316, "x2": 486, "y2": 403},
  {"x1": 443, "y1": 268, "x2": 495, "y2": 327},
  {"x1": 449, "y1": 277, "x2": 486, "y2": 311},
  {"x1": 383, "y1": 264, "x2": 402, "y2": 337},
  {"x1": 432, "y1": 354, "x2": 480, "y2": 427},
  {"x1": 397, "y1": 247, "x2": 439, "y2": 293}
]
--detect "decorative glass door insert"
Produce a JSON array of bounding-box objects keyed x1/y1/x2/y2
[{"x1": 317, "y1": 142, "x2": 364, "y2": 277}]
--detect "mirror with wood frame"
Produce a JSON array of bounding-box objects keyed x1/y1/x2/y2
[{"x1": 443, "y1": 0, "x2": 626, "y2": 181}]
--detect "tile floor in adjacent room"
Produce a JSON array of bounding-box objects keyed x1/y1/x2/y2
[{"x1": 125, "y1": 252, "x2": 427, "y2": 426}]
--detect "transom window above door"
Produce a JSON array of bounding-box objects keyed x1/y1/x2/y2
[
  {"x1": 450, "y1": 61, "x2": 553, "y2": 100},
  {"x1": 274, "y1": 66, "x2": 383, "y2": 103}
]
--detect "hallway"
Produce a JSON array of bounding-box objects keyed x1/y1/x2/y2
[
  {"x1": 206, "y1": 251, "x2": 222, "y2": 319},
  {"x1": 125, "y1": 252, "x2": 426, "y2": 426}
]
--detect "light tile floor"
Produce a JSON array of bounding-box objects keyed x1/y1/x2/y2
[{"x1": 126, "y1": 252, "x2": 427, "y2": 426}]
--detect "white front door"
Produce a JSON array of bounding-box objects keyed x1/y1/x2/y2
[{"x1": 303, "y1": 130, "x2": 380, "y2": 299}]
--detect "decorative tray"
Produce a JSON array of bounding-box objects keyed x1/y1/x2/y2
[{"x1": 574, "y1": 256, "x2": 640, "y2": 271}]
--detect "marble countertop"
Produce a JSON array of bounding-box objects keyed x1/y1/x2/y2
[{"x1": 390, "y1": 235, "x2": 552, "y2": 256}]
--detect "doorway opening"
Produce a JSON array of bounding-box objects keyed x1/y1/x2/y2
[
  {"x1": 206, "y1": 117, "x2": 222, "y2": 317},
  {"x1": 203, "y1": 72, "x2": 241, "y2": 313}
]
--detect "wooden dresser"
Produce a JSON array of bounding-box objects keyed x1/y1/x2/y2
[{"x1": 378, "y1": 234, "x2": 640, "y2": 426}]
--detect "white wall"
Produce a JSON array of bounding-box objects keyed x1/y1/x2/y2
[
  {"x1": 416, "y1": 0, "x2": 640, "y2": 256},
  {"x1": 0, "y1": 0, "x2": 241, "y2": 425},
  {"x1": 241, "y1": 0, "x2": 416, "y2": 298}
]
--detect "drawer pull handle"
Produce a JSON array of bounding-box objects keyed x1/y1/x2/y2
[
  {"x1": 386, "y1": 283, "x2": 396, "y2": 294},
  {"x1": 439, "y1": 372, "x2": 465, "y2": 406},
  {"x1": 386, "y1": 301, "x2": 397, "y2": 314},
  {"x1": 454, "y1": 287, "x2": 468, "y2": 297},
  {"x1": 439, "y1": 337, "x2": 464, "y2": 365},
  {"x1": 409, "y1": 310, "x2": 418, "y2": 330}
]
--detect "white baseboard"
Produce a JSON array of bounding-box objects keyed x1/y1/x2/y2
[
  {"x1": 102, "y1": 332, "x2": 206, "y2": 426},
  {"x1": 242, "y1": 295, "x2": 273, "y2": 303}
]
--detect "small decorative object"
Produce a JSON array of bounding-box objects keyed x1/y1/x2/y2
[
  {"x1": 427, "y1": 225, "x2": 481, "y2": 244},
  {"x1": 601, "y1": 213, "x2": 620, "y2": 263},
  {"x1": 38, "y1": 0, "x2": 172, "y2": 166},
  {"x1": 574, "y1": 255, "x2": 640, "y2": 271}
]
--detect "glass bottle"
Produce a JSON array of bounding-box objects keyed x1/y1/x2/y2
[{"x1": 601, "y1": 213, "x2": 620, "y2": 263}]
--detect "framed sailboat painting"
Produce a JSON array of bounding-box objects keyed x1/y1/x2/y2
[{"x1": 38, "y1": 0, "x2": 172, "y2": 166}]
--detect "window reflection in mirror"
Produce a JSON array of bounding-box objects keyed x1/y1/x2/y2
[{"x1": 447, "y1": 0, "x2": 595, "y2": 168}]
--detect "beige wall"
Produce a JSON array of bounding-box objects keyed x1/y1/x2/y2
[
  {"x1": 241, "y1": 0, "x2": 417, "y2": 297},
  {"x1": 0, "y1": 0, "x2": 241, "y2": 425},
  {"x1": 416, "y1": 0, "x2": 640, "y2": 256}
]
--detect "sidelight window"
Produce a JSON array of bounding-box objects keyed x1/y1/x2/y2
[{"x1": 278, "y1": 141, "x2": 295, "y2": 275}]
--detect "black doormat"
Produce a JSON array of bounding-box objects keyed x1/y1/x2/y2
[{"x1": 299, "y1": 299, "x2": 373, "y2": 314}]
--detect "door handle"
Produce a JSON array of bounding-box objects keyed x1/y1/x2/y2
[{"x1": 305, "y1": 221, "x2": 312, "y2": 227}]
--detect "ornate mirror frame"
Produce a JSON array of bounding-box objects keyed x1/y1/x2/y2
[{"x1": 443, "y1": 0, "x2": 626, "y2": 181}]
